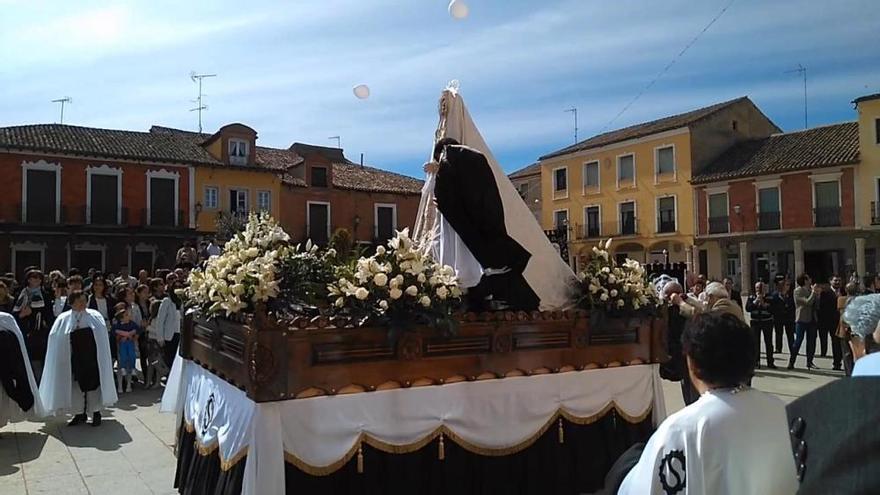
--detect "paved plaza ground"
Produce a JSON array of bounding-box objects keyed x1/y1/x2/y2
[{"x1": 1, "y1": 351, "x2": 842, "y2": 495}]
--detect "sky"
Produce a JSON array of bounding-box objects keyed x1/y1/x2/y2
[{"x1": 1, "y1": 0, "x2": 878, "y2": 178}]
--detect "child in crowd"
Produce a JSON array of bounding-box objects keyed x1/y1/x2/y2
[{"x1": 112, "y1": 302, "x2": 139, "y2": 393}]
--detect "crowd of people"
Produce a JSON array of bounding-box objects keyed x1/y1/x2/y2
[
  {"x1": 0, "y1": 263, "x2": 190, "y2": 428},
  {"x1": 610, "y1": 272, "x2": 880, "y2": 494}
]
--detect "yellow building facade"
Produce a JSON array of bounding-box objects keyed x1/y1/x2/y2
[
  {"x1": 538, "y1": 97, "x2": 781, "y2": 273},
  {"x1": 540, "y1": 129, "x2": 695, "y2": 269},
  {"x1": 193, "y1": 166, "x2": 283, "y2": 234},
  {"x1": 853, "y1": 93, "x2": 880, "y2": 276}
]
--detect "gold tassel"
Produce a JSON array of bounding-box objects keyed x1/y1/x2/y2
[
  {"x1": 438, "y1": 432, "x2": 445, "y2": 460},
  {"x1": 558, "y1": 418, "x2": 564, "y2": 444},
  {"x1": 356, "y1": 444, "x2": 364, "y2": 474}
]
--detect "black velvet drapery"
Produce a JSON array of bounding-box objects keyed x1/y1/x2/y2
[{"x1": 174, "y1": 410, "x2": 653, "y2": 495}]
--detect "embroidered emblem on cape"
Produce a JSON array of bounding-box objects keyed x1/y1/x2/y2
[
  {"x1": 658, "y1": 449, "x2": 686, "y2": 494},
  {"x1": 200, "y1": 392, "x2": 215, "y2": 436}
]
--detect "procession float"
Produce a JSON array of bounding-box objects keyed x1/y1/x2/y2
[{"x1": 163, "y1": 86, "x2": 670, "y2": 495}]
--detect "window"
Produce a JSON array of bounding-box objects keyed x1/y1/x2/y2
[
  {"x1": 875, "y1": 118, "x2": 880, "y2": 144},
  {"x1": 657, "y1": 196, "x2": 676, "y2": 233},
  {"x1": 22, "y1": 160, "x2": 61, "y2": 224},
  {"x1": 757, "y1": 187, "x2": 780, "y2": 230},
  {"x1": 229, "y1": 189, "x2": 249, "y2": 216},
  {"x1": 257, "y1": 190, "x2": 271, "y2": 212},
  {"x1": 146, "y1": 169, "x2": 179, "y2": 227},
  {"x1": 619, "y1": 201, "x2": 636, "y2": 235},
  {"x1": 656, "y1": 146, "x2": 675, "y2": 177},
  {"x1": 583, "y1": 161, "x2": 599, "y2": 191},
  {"x1": 204, "y1": 186, "x2": 219, "y2": 209},
  {"x1": 553, "y1": 167, "x2": 568, "y2": 192},
  {"x1": 618, "y1": 154, "x2": 635, "y2": 186},
  {"x1": 584, "y1": 206, "x2": 600, "y2": 238},
  {"x1": 228, "y1": 139, "x2": 249, "y2": 165},
  {"x1": 814, "y1": 180, "x2": 841, "y2": 227},
  {"x1": 517, "y1": 183, "x2": 529, "y2": 199},
  {"x1": 311, "y1": 166, "x2": 328, "y2": 187},
  {"x1": 553, "y1": 209, "x2": 568, "y2": 229},
  {"x1": 708, "y1": 192, "x2": 729, "y2": 234},
  {"x1": 732, "y1": 120, "x2": 738, "y2": 131},
  {"x1": 86, "y1": 165, "x2": 122, "y2": 225},
  {"x1": 375, "y1": 203, "x2": 397, "y2": 243}
]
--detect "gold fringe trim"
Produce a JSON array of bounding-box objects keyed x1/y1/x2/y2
[
  {"x1": 182, "y1": 419, "x2": 249, "y2": 472},
  {"x1": 284, "y1": 401, "x2": 653, "y2": 476}
]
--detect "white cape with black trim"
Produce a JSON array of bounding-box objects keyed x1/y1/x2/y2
[
  {"x1": 618, "y1": 387, "x2": 798, "y2": 495},
  {"x1": 39, "y1": 308, "x2": 117, "y2": 415},
  {"x1": 414, "y1": 86, "x2": 577, "y2": 310},
  {"x1": 0, "y1": 312, "x2": 44, "y2": 425}
]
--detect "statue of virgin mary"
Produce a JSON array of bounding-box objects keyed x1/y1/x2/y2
[{"x1": 413, "y1": 83, "x2": 577, "y2": 311}]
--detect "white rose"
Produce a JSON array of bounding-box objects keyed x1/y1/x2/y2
[
  {"x1": 417, "y1": 273, "x2": 427, "y2": 283},
  {"x1": 589, "y1": 284, "x2": 599, "y2": 294},
  {"x1": 609, "y1": 289, "x2": 618, "y2": 297},
  {"x1": 376, "y1": 245, "x2": 386, "y2": 255},
  {"x1": 379, "y1": 300, "x2": 389, "y2": 310},
  {"x1": 633, "y1": 301, "x2": 640, "y2": 310},
  {"x1": 373, "y1": 273, "x2": 388, "y2": 287},
  {"x1": 355, "y1": 287, "x2": 369, "y2": 300},
  {"x1": 436, "y1": 286, "x2": 449, "y2": 300},
  {"x1": 390, "y1": 288, "x2": 403, "y2": 300},
  {"x1": 602, "y1": 267, "x2": 610, "y2": 273},
  {"x1": 419, "y1": 296, "x2": 431, "y2": 307},
  {"x1": 600, "y1": 293, "x2": 609, "y2": 302},
  {"x1": 617, "y1": 299, "x2": 625, "y2": 308},
  {"x1": 608, "y1": 275, "x2": 617, "y2": 284},
  {"x1": 405, "y1": 285, "x2": 418, "y2": 297}
]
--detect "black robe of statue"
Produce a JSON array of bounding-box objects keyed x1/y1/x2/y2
[
  {"x1": 0, "y1": 330, "x2": 34, "y2": 412},
  {"x1": 70, "y1": 327, "x2": 101, "y2": 393},
  {"x1": 434, "y1": 145, "x2": 539, "y2": 311}
]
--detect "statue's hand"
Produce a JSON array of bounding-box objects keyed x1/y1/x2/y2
[{"x1": 423, "y1": 161, "x2": 440, "y2": 174}]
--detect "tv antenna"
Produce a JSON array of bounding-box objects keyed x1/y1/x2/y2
[
  {"x1": 564, "y1": 107, "x2": 578, "y2": 143},
  {"x1": 51, "y1": 97, "x2": 72, "y2": 124},
  {"x1": 785, "y1": 64, "x2": 808, "y2": 129},
  {"x1": 189, "y1": 71, "x2": 217, "y2": 133},
  {"x1": 328, "y1": 136, "x2": 341, "y2": 148}
]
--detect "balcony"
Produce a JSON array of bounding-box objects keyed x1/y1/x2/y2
[
  {"x1": 758, "y1": 211, "x2": 780, "y2": 231},
  {"x1": 708, "y1": 216, "x2": 729, "y2": 234},
  {"x1": 814, "y1": 207, "x2": 841, "y2": 227},
  {"x1": 872, "y1": 202, "x2": 880, "y2": 225},
  {"x1": 657, "y1": 212, "x2": 676, "y2": 234},
  {"x1": 578, "y1": 223, "x2": 601, "y2": 239},
  {"x1": 0, "y1": 203, "x2": 188, "y2": 229},
  {"x1": 619, "y1": 216, "x2": 638, "y2": 236}
]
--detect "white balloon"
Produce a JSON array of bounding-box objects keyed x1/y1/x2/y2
[
  {"x1": 353, "y1": 84, "x2": 370, "y2": 99},
  {"x1": 448, "y1": 0, "x2": 469, "y2": 19}
]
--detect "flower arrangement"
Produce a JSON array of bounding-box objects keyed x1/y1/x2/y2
[
  {"x1": 183, "y1": 213, "x2": 292, "y2": 317},
  {"x1": 272, "y1": 240, "x2": 338, "y2": 316},
  {"x1": 328, "y1": 228, "x2": 463, "y2": 335},
  {"x1": 578, "y1": 239, "x2": 657, "y2": 314}
]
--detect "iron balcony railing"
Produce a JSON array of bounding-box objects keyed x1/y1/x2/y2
[
  {"x1": 814, "y1": 207, "x2": 841, "y2": 227},
  {"x1": 619, "y1": 216, "x2": 638, "y2": 236},
  {"x1": 758, "y1": 211, "x2": 780, "y2": 231},
  {"x1": 708, "y1": 215, "x2": 729, "y2": 234},
  {"x1": 579, "y1": 222, "x2": 601, "y2": 239}
]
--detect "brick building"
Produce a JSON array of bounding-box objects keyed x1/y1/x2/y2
[
  {"x1": 0, "y1": 124, "x2": 422, "y2": 278},
  {"x1": 693, "y1": 122, "x2": 860, "y2": 288},
  {"x1": 279, "y1": 143, "x2": 422, "y2": 246},
  {"x1": 0, "y1": 124, "x2": 201, "y2": 278}
]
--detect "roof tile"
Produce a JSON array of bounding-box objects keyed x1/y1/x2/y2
[{"x1": 692, "y1": 122, "x2": 860, "y2": 184}]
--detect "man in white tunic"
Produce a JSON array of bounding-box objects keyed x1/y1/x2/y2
[
  {"x1": 40, "y1": 290, "x2": 117, "y2": 427},
  {"x1": 615, "y1": 312, "x2": 798, "y2": 495},
  {"x1": 0, "y1": 312, "x2": 43, "y2": 428}
]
